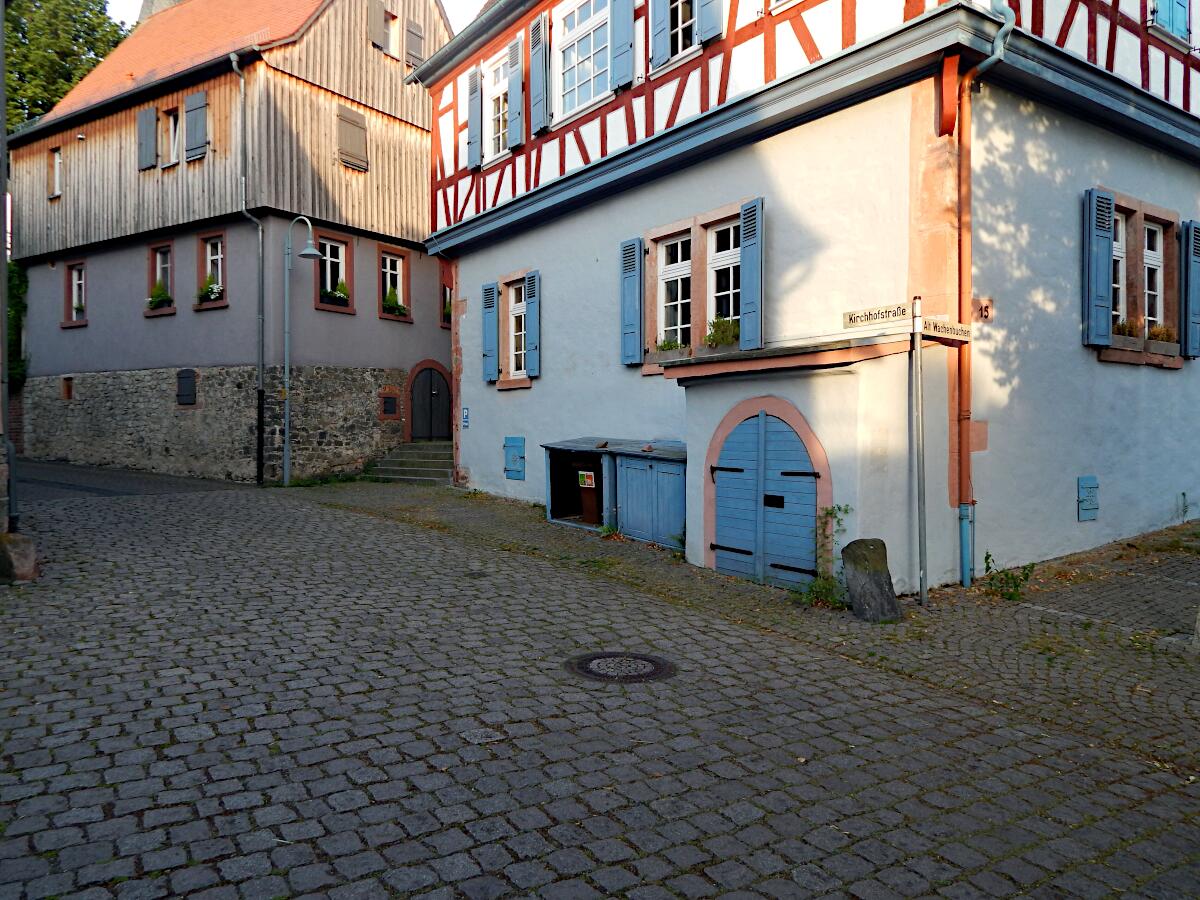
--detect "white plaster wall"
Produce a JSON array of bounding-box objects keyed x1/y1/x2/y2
[
  {"x1": 971, "y1": 84, "x2": 1200, "y2": 571},
  {"x1": 682, "y1": 350, "x2": 958, "y2": 594},
  {"x1": 455, "y1": 88, "x2": 915, "y2": 503}
]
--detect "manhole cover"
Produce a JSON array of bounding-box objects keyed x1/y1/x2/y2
[{"x1": 565, "y1": 652, "x2": 676, "y2": 684}]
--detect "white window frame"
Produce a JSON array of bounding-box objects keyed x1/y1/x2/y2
[
  {"x1": 205, "y1": 237, "x2": 224, "y2": 286},
  {"x1": 707, "y1": 219, "x2": 741, "y2": 326},
  {"x1": 1144, "y1": 221, "x2": 1164, "y2": 334},
  {"x1": 509, "y1": 281, "x2": 527, "y2": 376},
  {"x1": 553, "y1": 0, "x2": 612, "y2": 123},
  {"x1": 381, "y1": 252, "x2": 403, "y2": 303},
  {"x1": 50, "y1": 148, "x2": 62, "y2": 197},
  {"x1": 658, "y1": 234, "x2": 692, "y2": 347},
  {"x1": 1111, "y1": 212, "x2": 1127, "y2": 330},
  {"x1": 154, "y1": 246, "x2": 172, "y2": 290},
  {"x1": 319, "y1": 239, "x2": 346, "y2": 293},
  {"x1": 69, "y1": 264, "x2": 86, "y2": 321},
  {"x1": 483, "y1": 48, "x2": 511, "y2": 161},
  {"x1": 385, "y1": 12, "x2": 402, "y2": 57},
  {"x1": 668, "y1": 0, "x2": 697, "y2": 59},
  {"x1": 164, "y1": 109, "x2": 181, "y2": 165}
]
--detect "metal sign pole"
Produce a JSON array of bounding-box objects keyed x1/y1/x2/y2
[{"x1": 912, "y1": 296, "x2": 928, "y2": 606}]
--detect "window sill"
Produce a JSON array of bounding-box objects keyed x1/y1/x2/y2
[
  {"x1": 649, "y1": 45, "x2": 704, "y2": 80},
  {"x1": 553, "y1": 91, "x2": 615, "y2": 132},
  {"x1": 144, "y1": 305, "x2": 177, "y2": 318},
  {"x1": 1097, "y1": 346, "x2": 1183, "y2": 369},
  {"x1": 160, "y1": 160, "x2": 179, "y2": 171},
  {"x1": 482, "y1": 148, "x2": 514, "y2": 169},
  {"x1": 60, "y1": 319, "x2": 87, "y2": 329},
  {"x1": 497, "y1": 376, "x2": 532, "y2": 391},
  {"x1": 317, "y1": 300, "x2": 356, "y2": 315},
  {"x1": 379, "y1": 310, "x2": 413, "y2": 323},
  {"x1": 440, "y1": 320, "x2": 452, "y2": 330},
  {"x1": 48, "y1": 193, "x2": 61, "y2": 202},
  {"x1": 1146, "y1": 21, "x2": 1192, "y2": 53},
  {"x1": 193, "y1": 299, "x2": 229, "y2": 312}
]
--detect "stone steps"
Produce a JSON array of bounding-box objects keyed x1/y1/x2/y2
[{"x1": 368, "y1": 443, "x2": 454, "y2": 485}]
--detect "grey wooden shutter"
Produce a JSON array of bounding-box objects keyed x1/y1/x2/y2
[
  {"x1": 529, "y1": 12, "x2": 550, "y2": 133},
  {"x1": 524, "y1": 270, "x2": 541, "y2": 377},
  {"x1": 610, "y1": 0, "x2": 635, "y2": 90},
  {"x1": 620, "y1": 238, "x2": 644, "y2": 365},
  {"x1": 137, "y1": 108, "x2": 157, "y2": 171},
  {"x1": 466, "y1": 68, "x2": 482, "y2": 169},
  {"x1": 1082, "y1": 189, "x2": 1115, "y2": 348},
  {"x1": 405, "y1": 19, "x2": 425, "y2": 65},
  {"x1": 369, "y1": 0, "x2": 387, "y2": 48},
  {"x1": 1182, "y1": 221, "x2": 1200, "y2": 358},
  {"x1": 337, "y1": 106, "x2": 369, "y2": 171},
  {"x1": 739, "y1": 198, "x2": 764, "y2": 350},
  {"x1": 650, "y1": 0, "x2": 670, "y2": 68},
  {"x1": 184, "y1": 92, "x2": 208, "y2": 161},
  {"x1": 507, "y1": 39, "x2": 524, "y2": 149},
  {"x1": 698, "y1": 0, "x2": 723, "y2": 43}
]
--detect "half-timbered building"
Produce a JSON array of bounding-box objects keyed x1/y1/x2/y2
[
  {"x1": 413, "y1": 0, "x2": 1200, "y2": 590},
  {"x1": 9, "y1": 0, "x2": 454, "y2": 482}
]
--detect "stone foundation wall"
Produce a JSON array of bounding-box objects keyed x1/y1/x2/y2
[{"x1": 24, "y1": 365, "x2": 407, "y2": 482}]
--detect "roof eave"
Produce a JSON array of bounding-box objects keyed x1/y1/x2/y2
[{"x1": 408, "y1": 0, "x2": 538, "y2": 86}]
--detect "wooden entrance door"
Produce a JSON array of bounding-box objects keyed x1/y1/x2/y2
[{"x1": 410, "y1": 368, "x2": 451, "y2": 441}]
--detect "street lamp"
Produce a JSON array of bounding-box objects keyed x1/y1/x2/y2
[{"x1": 283, "y1": 216, "x2": 322, "y2": 486}]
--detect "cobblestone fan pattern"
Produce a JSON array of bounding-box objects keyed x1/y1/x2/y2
[
  {"x1": 1, "y1": 490, "x2": 1198, "y2": 900},
  {"x1": 23, "y1": 366, "x2": 406, "y2": 483},
  {"x1": 312, "y1": 485, "x2": 1200, "y2": 772}
]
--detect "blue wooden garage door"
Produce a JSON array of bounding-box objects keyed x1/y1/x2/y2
[{"x1": 713, "y1": 412, "x2": 817, "y2": 586}]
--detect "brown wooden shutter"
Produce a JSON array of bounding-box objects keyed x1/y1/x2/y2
[
  {"x1": 337, "y1": 106, "x2": 368, "y2": 171},
  {"x1": 368, "y1": 0, "x2": 387, "y2": 49},
  {"x1": 405, "y1": 19, "x2": 424, "y2": 65}
]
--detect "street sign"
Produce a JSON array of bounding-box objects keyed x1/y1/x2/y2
[
  {"x1": 842, "y1": 303, "x2": 912, "y2": 329},
  {"x1": 922, "y1": 319, "x2": 972, "y2": 343}
]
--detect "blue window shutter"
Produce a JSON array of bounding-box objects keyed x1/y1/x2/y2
[
  {"x1": 650, "y1": 0, "x2": 670, "y2": 69},
  {"x1": 524, "y1": 270, "x2": 541, "y2": 377},
  {"x1": 739, "y1": 197, "x2": 764, "y2": 350},
  {"x1": 619, "y1": 238, "x2": 644, "y2": 364},
  {"x1": 1182, "y1": 221, "x2": 1200, "y2": 358},
  {"x1": 698, "y1": 0, "x2": 723, "y2": 43},
  {"x1": 137, "y1": 108, "x2": 157, "y2": 171},
  {"x1": 467, "y1": 68, "x2": 482, "y2": 169},
  {"x1": 482, "y1": 282, "x2": 499, "y2": 382},
  {"x1": 184, "y1": 92, "x2": 208, "y2": 161},
  {"x1": 504, "y1": 436, "x2": 526, "y2": 480},
  {"x1": 610, "y1": 0, "x2": 635, "y2": 90},
  {"x1": 1082, "y1": 189, "x2": 1115, "y2": 348},
  {"x1": 530, "y1": 13, "x2": 550, "y2": 133},
  {"x1": 1077, "y1": 476, "x2": 1099, "y2": 522},
  {"x1": 1160, "y1": 0, "x2": 1189, "y2": 38},
  {"x1": 507, "y1": 40, "x2": 524, "y2": 148}
]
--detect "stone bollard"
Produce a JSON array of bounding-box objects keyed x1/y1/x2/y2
[
  {"x1": 841, "y1": 538, "x2": 901, "y2": 623},
  {"x1": 0, "y1": 532, "x2": 38, "y2": 582}
]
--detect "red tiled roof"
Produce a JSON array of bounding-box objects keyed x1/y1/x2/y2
[{"x1": 43, "y1": 0, "x2": 327, "y2": 123}]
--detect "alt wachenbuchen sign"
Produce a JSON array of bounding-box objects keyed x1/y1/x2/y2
[{"x1": 842, "y1": 305, "x2": 971, "y2": 344}]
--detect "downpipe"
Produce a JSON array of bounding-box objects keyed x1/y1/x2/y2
[
  {"x1": 955, "y1": 0, "x2": 1015, "y2": 586},
  {"x1": 230, "y1": 52, "x2": 267, "y2": 485}
]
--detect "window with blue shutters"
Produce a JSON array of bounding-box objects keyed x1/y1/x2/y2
[
  {"x1": 1082, "y1": 189, "x2": 1115, "y2": 348},
  {"x1": 620, "y1": 238, "x2": 644, "y2": 364},
  {"x1": 504, "y1": 436, "x2": 526, "y2": 480},
  {"x1": 738, "y1": 197, "x2": 764, "y2": 350},
  {"x1": 483, "y1": 50, "x2": 513, "y2": 161},
  {"x1": 1152, "y1": 0, "x2": 1190, "y2": 41},
  {"x1": 1183, "y1": 221, "x2": 1200, "y2": 359},
  {"x1": 482, "y1": 282, "x2": 499, "y2": 382}
]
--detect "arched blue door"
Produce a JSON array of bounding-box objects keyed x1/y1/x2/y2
[{"x1": 713, "y1": 412, "x2": 818, "y2": 586}]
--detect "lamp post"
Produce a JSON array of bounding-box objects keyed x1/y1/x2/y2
[{"x1": 283, "y1": 216, "x2": 322, "y2": 486}]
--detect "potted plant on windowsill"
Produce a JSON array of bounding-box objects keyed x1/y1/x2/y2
[
  {"x1": 197, "y1": 274, "x2": 224, "y2": 305},
  {"x1": 650, "y1": 338, "x2": 691, "y2": 364},
  {"x1": 321, "y1": 279, "x2": 351, "y2": 307},
  {"x1": 442, "y1": 299, "x2": 453, "y2": 323},
  {"x1": 381, "y1": 286, "x2": 408, "y2": 318},
  {"x1": 1110, "y1": 319, "x2": 1143, "y2": 351},
  {"x1": 1145, "y1": 324, "x2": 1180, "y2": 357},
  {"x1": 694, "y1": 316, "x2": 740, "y2": 358},
  {"x1": 145, "y1": 280, "x2": 174, "y2": 313},
  {"x1": 72, "y1": 303, "x2": 85, "y2": 318}
]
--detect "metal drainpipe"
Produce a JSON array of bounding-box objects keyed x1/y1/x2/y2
[
  {"x1": 955, "y1": 0, "x2": 1015, "y2": 587},
  {"x1": 0, "y1": 16, "x2": 14, "y2": 532},
  {"x1": 230, "y1": 52, "x2": 267, "y2": 485}
]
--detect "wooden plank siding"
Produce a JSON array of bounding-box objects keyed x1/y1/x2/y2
[
  {"x1": 11, "y1": 72, "x2": 242, "y2": 260},
  {"x1": 262, "y1": 0, "x2": 450, "y2": 132},
  {"x1": 254, "y1": 64, "x2": 431, "y2": 243}
]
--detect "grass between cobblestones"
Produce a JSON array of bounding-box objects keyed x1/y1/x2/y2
[{"x1": 309, "y1": 482, "x2": 1200, "y2": 775}]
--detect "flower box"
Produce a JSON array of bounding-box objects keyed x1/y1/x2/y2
[
  {"x1": 650, "y1": 346, "x2": 691, "y2": 364},
  {"x1": 1146, "y1": 340, "x2": 1180, "y2": 357},
  {"x1": 1109, "y1": 334, "x2": 1143, "y2": 352}
]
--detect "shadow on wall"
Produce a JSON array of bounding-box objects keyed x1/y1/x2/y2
[{"x1": 969, "y1": 87, "x2": 1199, "y2": 567}]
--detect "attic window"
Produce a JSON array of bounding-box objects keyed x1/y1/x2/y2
[
  {"x1": 337, "y1": 106, "x2": 369, "y2": 172},
  {"x1": 405, "y1": 19, "x2": 425, "y2": 66},
  {"x1": 385, "y1": 12, "x2": 401, "y2": 56},
  {"x1": 48, "y1": 148, "x2": 62, "y2": 198}
]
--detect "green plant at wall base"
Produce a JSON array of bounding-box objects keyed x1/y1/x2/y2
[
  {"x1": 799, "y1": 504, "x2": 852, "y2": 609},
  {"x1": 982, "y1": 550, "x2": 1035, "y2": 602},
  {"x1": 1147, "y1": 324, "x2": 1177, "y2": 343},
  {"x1": 656, "y1": 339, "x2": 683, "y2": 352},
  {"x1": 599, "y1": 524, "x2": 617, "y2": 537},
  {"x1": 146, "y1": 280, "x2": 173, "y2": 310},
  {"x1": 704, "y1": 316, "x2": 739, "y2": 348}
]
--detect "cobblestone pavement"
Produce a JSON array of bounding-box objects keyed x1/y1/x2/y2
[
  {"x1": 14, "y1": 461, "x2": 237, "y2": 502},
  {"x1": 1, "y1": 486, "x2": 1198, "y2": 900}
]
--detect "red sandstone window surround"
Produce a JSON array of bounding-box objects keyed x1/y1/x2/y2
[
  {"x1": 62, "y1": 260, "x2": 87, "y2": 328},
  {"x1": 195, "y1": 230, "x2": 229, "y2": 310},
  {"x1": 377, "y1": 245, "x2": 412, "y2": 322},
  {"x1": 315, "y1": 232, "x2": 356, "y2": 314},
  {"x1": 145, "y1": 240, "x2": 177, "y2": 318}
]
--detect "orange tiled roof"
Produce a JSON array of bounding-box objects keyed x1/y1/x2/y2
[{"x1": 43, "y1": 0, "x2": 328, "y2": 123}]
